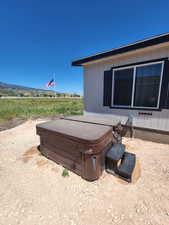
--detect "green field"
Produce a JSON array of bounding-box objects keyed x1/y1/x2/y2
[{"x1": 0, "y1": 98, "x2": 83, "y2": 121}]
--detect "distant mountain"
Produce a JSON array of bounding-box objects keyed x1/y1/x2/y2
[
  {"x1": 0, "y1": 81, "x2": 80, "y2": 97},
  {"x1": 0, "y1": 82, "x2": 49, "y2": 92}
]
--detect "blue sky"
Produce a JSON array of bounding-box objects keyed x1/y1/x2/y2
[{"x1": 0, "y1": 0, "x2": 169, "y2": 95}]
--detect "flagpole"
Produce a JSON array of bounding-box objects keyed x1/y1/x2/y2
[{"x1": 54, "y1": 72, "x2": 56, "y2": 98}]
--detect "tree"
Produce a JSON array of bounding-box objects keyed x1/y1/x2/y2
[
  {"x1": 73, "y1": 93, "x2": 80, "y2": 97},
  {"x1": 19, "y1": 93, "x2": 24, "y2": 97}
]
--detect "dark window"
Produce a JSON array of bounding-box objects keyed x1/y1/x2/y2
[
  {"x1": 113, "y1": 68, "x2": 134, "y2": 106},
  {"x1": 112, "y1": 62, "x2": 163, "y2": 108},
  {"x1": 134, "y1": 64, "x2": 162, "y2": 107}
]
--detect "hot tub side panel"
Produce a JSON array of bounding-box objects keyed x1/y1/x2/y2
[{"x1": 37, "y1": 128, "x2": 113, "y2": 181}]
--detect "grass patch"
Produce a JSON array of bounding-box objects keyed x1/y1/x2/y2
[
  {"x1": 0, "y1": 98, "x2": 83, "y2": 121},
  {"x1": 62, "y1": 168, "x2": 69, "y2": 177}
]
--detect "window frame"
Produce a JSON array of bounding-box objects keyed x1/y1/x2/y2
[{"x1": 111, "y1": 60, "x2": 165, "y2": 109}]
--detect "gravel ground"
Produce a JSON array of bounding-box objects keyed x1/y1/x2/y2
[{"x1": 0, "y1": 120, "x2": 169, "y2": 225}]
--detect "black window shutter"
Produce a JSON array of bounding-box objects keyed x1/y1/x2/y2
[
  {"x1": 103, "y1": 70, "x2": 112, "y2": 106},
  {"x1": 160, "y1": 59, "x2": 169, "y2": 109}
]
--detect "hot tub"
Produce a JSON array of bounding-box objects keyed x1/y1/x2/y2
[{"x1": 36, "y1": 119, "x2": 113, "y2": 181}]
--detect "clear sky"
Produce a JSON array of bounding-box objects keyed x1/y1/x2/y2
[{"x1": 0, "y1": 0, "x2": 169, "y2": 95}]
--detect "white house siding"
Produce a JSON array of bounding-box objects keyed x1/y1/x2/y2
[{"x1": 83, "y1": 43, "x2": 169, "y2": 131}]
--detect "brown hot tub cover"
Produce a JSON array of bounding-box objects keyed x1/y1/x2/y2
[{"x1": 64, "y1": 115, "x2": 120, "y2": 127}]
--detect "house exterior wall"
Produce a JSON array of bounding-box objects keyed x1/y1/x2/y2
[{"x1": 83, "y1": 44, "x2": 169, "y2": 132}]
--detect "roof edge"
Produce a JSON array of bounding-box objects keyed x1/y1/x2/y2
[{"x1": 72, "y1": 32, "x2": 169, "y2": 66}]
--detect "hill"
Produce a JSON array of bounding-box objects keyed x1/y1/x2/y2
[
  {"x1": 0, "y1": 82, "x2": 45, "y2": 91},
  {"x1": 0, "y1": 82, "x2": 80, "y2": 97}
]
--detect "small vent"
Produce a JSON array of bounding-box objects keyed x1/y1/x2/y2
[{"x1": 138, "y1": 112, "x2": 152, "y2": 116}]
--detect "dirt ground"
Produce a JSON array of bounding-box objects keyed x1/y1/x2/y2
[
  {"x1": 0, "y1": 115, "x2": 60, "y2": 132},
  {"x1": 0, "y1": 118, "x2": 27, "y2": 132},
  {"x1": 0, "y1": 120, "x2": 169, "y2": 225}
]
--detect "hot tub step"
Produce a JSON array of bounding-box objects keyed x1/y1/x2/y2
[{"x1": 117, "y1": 152, "x2": 136, "y2": 182}]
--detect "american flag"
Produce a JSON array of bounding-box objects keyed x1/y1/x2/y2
[{"x1": 45, "y1": 79, "x2": 55, "y2": 88}]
